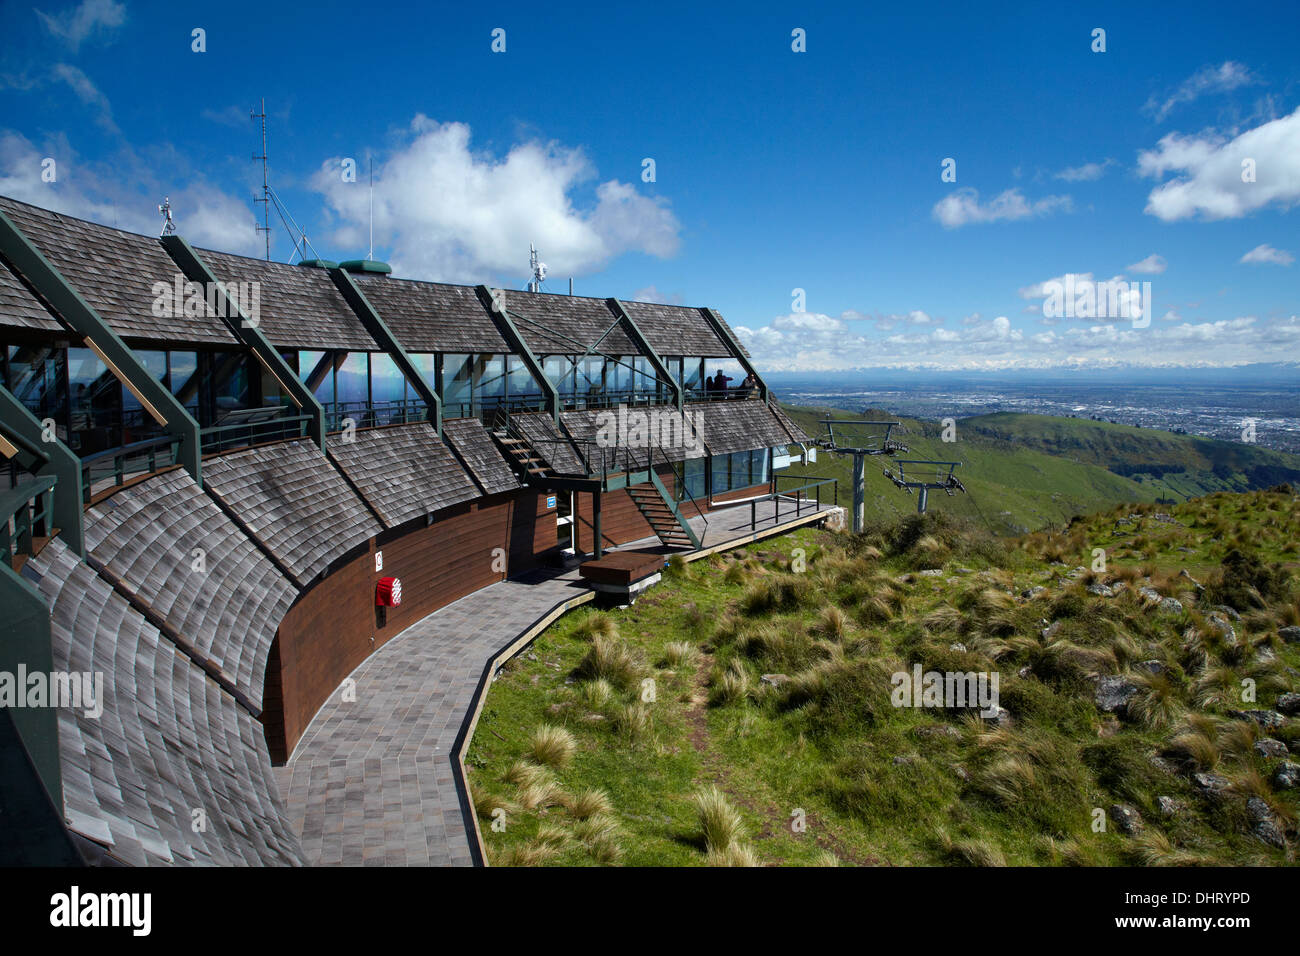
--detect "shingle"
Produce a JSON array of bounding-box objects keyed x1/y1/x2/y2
[
  {"x1": 200, "y1": 441, "x2": 382, "y2": 585},
  {"x1": 0, "y1": 196, "x2": 238, "y2": 345},
  {"x1": 21, "y1": 537, "x2": 304, "y2": 866},
  {"x1": 440, "y1": 417, "x2": 520, "y2": 494},
  {"x1": 509, "y1": 411, "x2": 586, "y2": 475},
  {"x1": 621, "y1": 300, "x2": 735, "y2": 357},
  {"x1": 84, "y1": 469, "x2": 297, "y2": 709},
  {"x1": 769, "y1": 400, "x2": 810, "y2": 444},
  {"x1": 327, "y1": 423, "x2": 479, "y2": 526},
  {"x1": 505, "y1": 293, "x2": 638, "y2": 356},
  {"x1": 560, "y1": 404, "x2": 707, "y2": 470},
  {"x1": 700, "y1": 398, "x2": 796, "y2": 455},
  {"x1": 0, "y1": 256, "x2": 63, "y2": 331},
  {"x1": 196, "y1": 249, "x2": 378, "y2": 351},
  {"x1": 351, "y1": 274, "x2": 508, "y2": 352}
]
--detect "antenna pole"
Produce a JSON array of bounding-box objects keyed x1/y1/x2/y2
[
  {"x1": 252, "y1": 98, "x2": 271, "y2": 260},
  {"x1": 368, "y1": 155, "x2": 374, "y2": 262}
]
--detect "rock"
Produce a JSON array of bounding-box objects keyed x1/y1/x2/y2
[
  {"x1": 1017, "y1": 666, "x2": 1033, "y2": 679},
  {"x1": 1179, "y1": 569, "x2": 1204, "y2": 591},
  {"x1": 1277, "y1": 693, "x2": 1300, "y2": 716},
  {"x1": 1273, "y1": 762, "x2": 1300, "y2": 790},
  {"x1": 1156, "y1": 796, "x2": 1185, "y2": 817},
  {"x1": 760, "y1": 673, "x2": 790, "y2": 688},
  {"x1": 1206, "y1": 612, "x2": 1236, "y2": 641},
  {"x1": 1254, "y1": 738, "x2": 1289, "y2": 759},
  {"x1": 1041, "y1": 620, "x2": 1062, "y2": 640},
  {"x1": 1021, "y1": 586, "x2": 1047, "y2": 599},
  {"x1": 1213, "y1": 604, "x2": 1242, "y2": 621},
  {"x1": 953, "y1": 765, "x2": 971, "y2": 782},
  {"x1": 892, "y1": 754, "x2": 917, "y2": 766},
  {"x1": 1148, "y1": 753, "x2": 1179, "y2": 775},
  {"x1": 1247, "y1": 797, "x2": 1287, "y2": 849},
  {"x1": 1228, "y1": 709, "x2": 1286, "y2": 730},
  {"x1": 1256, "y1": 647, "x2": 1277, "y2": 664},
  {"x1": 1087, "y1": 583, "x2": 1116, "y2": 598},
  {"x1": 913, "y1": 725, "x2": 962, "y2": 741},
  {"x1": 949, "y1": 642, "x2": 967, "y2": 653},
  {"x1": 1177, "y1": 546, "x2": 1196, "y2": 554},
  {"x1": 1158, "y1": 597, "x2": 1184, "y2": 614},
  {"x1": 1109, "y1": 803, "x2": 1143, "y2": 835},
  {"x1": 1092, "y1": 676, "x2": 1139, "y2": 713},
  {"x1": 918, "y1": 569, "x2": 944, "y2": 577},
  {"x1": 1068, "y1": 565, "x2": 1088, "y2": 578},
  {"x1": 1192, "y1": 772, "x2": 1231, "y2": 795},
  {"x1": 985, "y1": 707, "x2": 1013, "y2": 727},
  {"x1": 1133, "y1": 660, "x2": 1167, "y2": 675},
  {"x1": 954, "y1": 567, "x2": 975, "y2": 575},
  {"x1": 1279, "y1": 626, "x2": 1300, "y2": 645},
  {"x1": 1138, "y1": 586, "x2": 1162, "y2": 604}
]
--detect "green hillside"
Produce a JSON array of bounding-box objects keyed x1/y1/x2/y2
[
  {"x1": 777, "y1": 405, "x2": 1162, "y2": 534},
  {"x1": 960, "y1": 412, "x2": 1300, "y2": 499}
]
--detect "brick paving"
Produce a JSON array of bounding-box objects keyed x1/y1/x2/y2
[{"x1": 277, "y1": 496, "x2": 834, "y2": 866}]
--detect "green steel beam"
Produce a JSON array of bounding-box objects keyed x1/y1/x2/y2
[
  {"x1": 699, "y1": 307, "x2": 769, "y2": 404},
  {"x1": 329, "y1": 267, "x2": 442, "y2": 436},
  {"x1": 606, "y1": 298, "x2": 682, "y2": 410},
  {"x1": 0, "y1": 208, "x2": 202, "y2": 483},
  {"x1": 475, "y1": 285, "x2": 559, "y2": 422},
  {"x1": 161, "y1": 235, "x2": 326, "y2": 451},
  {"x1": 0, "y1": 385, "x2": 83, "y2": 556},
  {"x1": 0, "y1": 562, "x2": 62, "y2": 813}
]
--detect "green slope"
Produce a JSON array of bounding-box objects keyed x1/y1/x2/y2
[{"x1": 777, "y1": 405, "x2": 1162, "y2": 534}]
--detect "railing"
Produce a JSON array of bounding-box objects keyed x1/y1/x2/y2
[
  {"x1": 746, "y1": 475, "x2": 839, "y2": 530},
  {"x1": 1, "y1": 475, "x2": 57, "y2": 565},
  {"x1": 80, "y1": 435, "x2": 183, "y2": 504},
  {"x1": 201, "y1": 413, "x2": 313, "y2": 453},
  {"x1": 325, "y1": 399, "x2": 429, "y2": 432},
  {"x1": 444, "y1": 396, "x2": 548, "y2": 422}
]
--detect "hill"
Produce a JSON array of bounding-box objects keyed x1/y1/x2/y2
[{"x1": 467, "y1": 488, "x2": 1300, "y2": 866}]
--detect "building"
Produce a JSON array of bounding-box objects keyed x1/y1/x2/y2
[{"x1": 0, "y1": 193, "x2": 815, "y2": 865}]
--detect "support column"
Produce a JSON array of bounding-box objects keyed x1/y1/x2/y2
[
  {"x1": 161, "y1": 235, "x2": 326, "y2": 449},
  {"x1": 606, "y1": 298, "x2": 681, "y2": 409},
  {"x1": 0, "y1": 385, "x2": 83, "y2": 556},
  {"x1": 329, "y1": 267, "x2": 443, "y2": 437},
  {"x1": 592, "y1": 490, "x2": 603, "y2": 558},
  {"x1": 0, "y1": 208, "x2": 201, "y2": 484},
  {"x1": 918, "y1": 486, "x2": 929, "y2": 515},
  {"x1": 852, "y1": 452, "x2": 865, "y2": 534},
  {"x1": 475, "y1": 285, "x2": 559, "y2": 423}
]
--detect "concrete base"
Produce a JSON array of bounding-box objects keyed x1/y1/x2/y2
[{"x1": 590, "y1": 572, "x2": 662, "y2": 606}]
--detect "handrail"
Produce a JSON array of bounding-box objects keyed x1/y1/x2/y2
[
  {"x1": 747, "y1": 475, "x2": 838, "y2": 530},
  {"x1": 1, "y1": 474, "x2": 57, "y2": 564},
  {"x1": 80, "y1": 434, "x2": 182, "y2": 504},
  {"x1": 200, "y1": 413, "x2": 313, "y2": 453}
]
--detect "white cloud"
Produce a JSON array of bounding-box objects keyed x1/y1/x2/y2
[
  {"x1": 36, "y1": 0, "x2": 125, "y2": 51},
  {"x1": 1144, "y1": 61, "x2": 1258, "y2": 123},
  {"x1": 1138, "y1": 107, "x2": 1300, "y2": 221},
  {"x1": 630, "y1": 285, "x2": 683, "y2": 304},
  {"x1": 309, "y1": 116, "x2": 681, "y2": 283},
  {"x1": 51, "y1": 63, "x2": 116, "y2": 134},
  {"x1": 932, "y1": 188, "x2": 1072, "y2": 228},
  {"x1": 1126, "y1": 253, "x2": 1167, "y2": 274},
  {"x1": 201, "y1": 105, "x2": 250, "y2": 128},
  {"x1": 1239, "y1": 243, "x2": 1294, "y2": 266},
  {"x1": 1054, "y1": 159, "x2": 1115, "y2": 182}
]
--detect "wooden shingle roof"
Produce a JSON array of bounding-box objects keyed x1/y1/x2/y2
[
  {"x1": 196, "y1": 249, "x2": 379, "y2": 351},
  {"x1": 84, "y1": 469, "x2": 297, "y2": 709},
  {"x1": 0, "y1": 196, "x2": 239, "y2": 345},
  {"x1": 0, "y1": 256, "x2": 63, "y2": 331},
  {"x1": 327, "y1": 423, "x2": 479, "y2": 526},
  {"x1": 22, "y1": 538, "x2": 304, "y2": 866},
  {"x1": 352, "y1": 274, "x2": 509, "y2": 353},
  {"x1": 621, "y1": 300, "x2": 736, "y2": 357},
  {"x1": 506, "y1": 292, "x2": 638, "y2": 356},
  {"x1": 440, "y1": 417, "x2": 520, "y2": 495},
  {"x1": 510, "y1": 410, "x2": 587, "y2": 475},
  {"x1": 200, "y1": 441, "x2": 382, "y2": 585},
  {"x1": 701, "y1": 399, "x2": 797, "y2": 455}
]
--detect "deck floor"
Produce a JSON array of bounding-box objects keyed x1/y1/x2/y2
[{"x1": 275, "y1": 495, "x2": 835, "y2": 866}]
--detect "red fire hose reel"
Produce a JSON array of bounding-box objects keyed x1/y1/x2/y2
[{"x1": 376, "y1": 576, "x2": 403, "y2": 607}]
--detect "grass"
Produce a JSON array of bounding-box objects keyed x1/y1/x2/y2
[{"x1": 468, "y1": 486, "x2": 1300, "y2": 866}]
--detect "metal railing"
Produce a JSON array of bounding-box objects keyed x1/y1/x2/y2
[
  {"x1": 746, "y1": 475, "x2": 839, "y2": 530},
  {"x1": 80, "y1": 435, "x2": 183, "y2": 503},
  {"x1": 324, "y1": 399, "x2": 429, "y2": 432},
  {"x1": 1, "y1": 475, "x2": 56, "y2": 564},
  {"x1": 201, "y1": 413, "x2": 313, "y2": 453}
]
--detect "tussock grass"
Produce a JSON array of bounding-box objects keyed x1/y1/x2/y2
[
  {"x1": 693, "y1": 785, "x2": 746, "y2": 854},
  {"x1": 577, "y1": 634, "x2": 646, "y2": 690},
  {"x1": 662, "y1": 641, "x2": 700, "y2": 667},
  {"x1": 528, "y1": 724, "x2": 576, "y2": 768},
  {"x1": 565, "y1": 788, "x2": 612, "y2": 821}
]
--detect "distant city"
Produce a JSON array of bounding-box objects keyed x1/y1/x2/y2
[{"x1": 765, "y1": 369, "x2": 1300, "y2": 455}]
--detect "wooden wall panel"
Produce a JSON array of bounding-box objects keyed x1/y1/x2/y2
[{"x1": 266, "y1": 490, "x2": 558, "y2": 762}]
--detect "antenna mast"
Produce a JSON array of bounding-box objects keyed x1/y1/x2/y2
[
  {"x1": 251, "y1": 98, "x2": 270, "y2": 260},
  {"x1": 529, "y1": 243, "x2": 547, "y2": 293},
  {"x1": 368, "y1": 155, "x2": 374, "y2": 261}
]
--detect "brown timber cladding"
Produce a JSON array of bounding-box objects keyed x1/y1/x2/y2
[{"x1": 265, "y1": 489, "x2": 556, "y2": 761}]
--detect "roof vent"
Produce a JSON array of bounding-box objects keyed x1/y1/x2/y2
[
  {"x1": 339, "y1": 259, "x2": 392, "y2": 275},
  {"x1": 297, "y1": 258, "x2": 338, "y2": 269}
]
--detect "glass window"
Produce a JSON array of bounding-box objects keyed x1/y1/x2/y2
[
  {"x1": 335, "y1": 351, "x2": 369, "y2": 407},
  {"x1": 121, "y1": 350, "x2": 167, "y2": 442},
  {"x1": 6, "y1": 345, "x2": 66, "y2": 431},
  {"x1": 683, "y1": 357, "x2": 704, "y2": 393},
  {"x1": 67, "y1": 347, "x2": 120, "y2": 456},
  {"x1": 710, "y1": 453, "x2": 730, "y2": 494},
  {"x1": 544, "y1": 355, "x2": 575, "y2": 396},
  {"x1": 684, "y1": 457, "x2": 706, "y2": 501},
  {"x1": 474, "y1": 354, "x2": 506, "y2": 401},
  {"x1": 442, "y1": 353, "x2": 472, "y2": 416},
  {"x1": 169, "y1": 351, "x2": 199, "y2": 417},
  {"x1": 370, "y1": 353, "x2": 404, "y2": 405},
  {"x1": 578, "y1": 355, "x2": 603, "y2": 403},
  {"x1": 507, "y1": 355, "x2": 538, "y2": 399},
  {"x1": 210, "y1": 351, "x2": 253, "y2": 418}
]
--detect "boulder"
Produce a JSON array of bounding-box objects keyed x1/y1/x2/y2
[
  {"x1": 1229, "y1": 709, "x2": 1286, "y2": 730},
  {"x1": 949, "y1": 642, "x2": 967, "y2": 653},
  {"x1": 1133, "y1": 660, "x2": 1167, "y2": 675},
  {"x1": 1213, "y1": 604, "x2": 1242, "y2": 622},
  {"x1": 1158, "y1": 597, "x2": 1184, "y2": 615},
  {"x1": 1109, "y1": 804, "x2": 1143, "y2": 835},
  {"x1": 1276, "y1": 693, "x2": 1300, "y2": 716},
  {"x1": 760, "y1": 673, "x2": 790, "y2": 688},
  {"x1": 1156, "y1": 796, "x2": 1185, "y2": 817},
  {"x1": 1191, "y1": 772, "x2": 1231, "y2": 795},
  {"x1": 1092, "y1": 676, "x2": 1139, "y2": 713},
  {"x1": 1021, "y1": 585, "x2": 1047, "y2": 599},
  {"x1": 1247, "y1": 797, "x2": 1287, "y2": 850},
  {"x1": 1087, "y1": 583, "x2": 1116, "y2": 598},
  {"x1": 1273, "y1": 762, "x2": 1300, "y2": 790},
  {"x1": 1206, "y1": 612, "x2": 1236, "y2": 641},
  {"x1": 1279, "y1": 625, "x2": 1300, "y2": 645},
  {"x1": 1254, "y1": 738, "x2": 1289, "y2": 759}
]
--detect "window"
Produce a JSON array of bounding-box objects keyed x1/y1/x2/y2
[
  {"x1": 442, "y1": 353, "x2": 472, "y2": 415},
  {"x1": 683, "y1": 457, "x2": 706, "y2": 500},
  {"x1": 508, "y1": 355, "x2": 539, "y2": 399}
]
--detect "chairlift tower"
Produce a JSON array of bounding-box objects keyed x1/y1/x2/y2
[
  {"x1": 882, "y1": 459, "x2": 966, "y2": 514},
  {"x1": 816, "y1": 419, "x2": 908, "y2": 533}
]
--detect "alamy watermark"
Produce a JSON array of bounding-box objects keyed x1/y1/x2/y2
[
  {"x1": 891, "y1": 664, "x2": 1000, "y2": 718},
  {"x1": 1041, "y1": 276, "x2": 1152, "y2": 328},
  {"x1": 0, "y1": 666, "x2": 103, "y2": 718},
  {"x1": 151, "y1": 274, "x2": 261, "y2": 327},
  {"x1": 594, "y1": 403, "x2": 705, "y2": 455}
]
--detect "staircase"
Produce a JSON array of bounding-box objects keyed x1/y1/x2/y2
[
  {"x1": 494, "y1": 433, "x2": 550, "y2": 478},
  {"x1": 627, "y1": 481, "x2": 698, "y2": 549}
]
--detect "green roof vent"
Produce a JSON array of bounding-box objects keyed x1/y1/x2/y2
[
  {"x1": 339, "y1": 259, "x2": 392, "y2": 275},
  {"x1": 297, "y1": 258, "x2": 338, "y2": 269}
]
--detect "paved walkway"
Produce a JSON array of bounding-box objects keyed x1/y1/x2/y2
[{"x1": 276, "y1": 496, "x2": 833, "y2": 866}]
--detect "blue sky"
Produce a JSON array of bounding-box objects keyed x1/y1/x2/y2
[{"x1": 1, "y1": 0, "x2": 1298, "y2": 370}]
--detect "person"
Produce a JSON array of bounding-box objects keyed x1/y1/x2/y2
[
  {"x1": 713, "y1": 369, "x2": 733, "y2": 397},
  {"x1": 741, "y1": 371, "x2": 758, "y2": 397}
]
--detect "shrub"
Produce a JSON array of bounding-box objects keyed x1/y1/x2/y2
[
  {"x1": 577, "y1": 634, "x2": 646, "y2": 690},
  {"x1": 693, "y1": 785, "x2": 745, "y2": 853},
  {"x1": 528, "y1": 724, "x2": 576, "y2": 768}
]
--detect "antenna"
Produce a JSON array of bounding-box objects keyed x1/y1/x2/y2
[
  {"x1": 157, "y1": 196, "x2": 176, "y2": 237},
  {"x1": 529, "y1": 243, "x2": 547, "y2": 293},
  {"x1": 251, "y1": 98, "x2": 271, "y2": 260},
  {"x1": 367, "y1": 154, "x2": 374, "y2": 261}
]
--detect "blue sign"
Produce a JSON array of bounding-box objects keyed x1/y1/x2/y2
[{"x1": 546, "y1": 495, "x2": 557, "y2": 509}]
